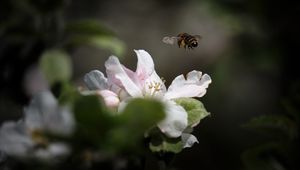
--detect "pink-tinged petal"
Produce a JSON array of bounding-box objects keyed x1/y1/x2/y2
[
  {"x1": 164, "y1": 70, "x2": 212, "y2": 99},
  {"x1": 157, "y1": 101, "x2": 188, "y2": 138},
  {"x1": 97, "y1": 90, "x2": 120, "y2": 108},
  {"x1": 181, "y1": 133, "x2": 199, "y2": 148},
  {"x1": 105, "y1": 56, "x2": 142, "y2": 97},
  {"x1": 122, "y1": 66, "x2": 143, "y2": 89},
  {"x1": 134, "y1": 49, "x2": 154, "y2": 82},
  {"x1": 84, "y1": 70, "x2": 108, "y2": 90}
]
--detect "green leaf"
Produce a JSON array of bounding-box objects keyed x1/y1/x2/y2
[
  {"x1": 106, "y1": 98, "x2": 165, "y2": 150},
  {"x1": 74, "y1": 95, "x2": 114, "y2": 145},
  {"x1": 148, "y1": 128, "x2": 183, "y2": 153},
  {"x1": 89, "y1": 36, "x2": 126, "y2": 56},
  {"x1": 150, "y1": 138, "x2": 183, "y2": 154},
  {"x1": 243, "y1": 115, "x2": 298, "y2": 140},
  {"x1": 65, "y1": 19, "x2": 115, "y2": 36},
  {"x1": 120, "y1": 98, "x2": 165, "y2": 130},
  {"x1": 39, "y1": 49, "x2": 72, "y2": 85},
  {"x1": 65, "y1": 20, "x2": 126, "y2": 56},
  {"x1": 174, "y1": 98, "x2": 210, "y2": 127}
]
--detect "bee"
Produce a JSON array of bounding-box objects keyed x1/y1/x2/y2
[{"x1": 162, "y1": 33, "x2": 202, "y2": 49}]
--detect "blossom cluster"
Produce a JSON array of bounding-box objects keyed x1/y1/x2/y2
[
  {"x1": 0, "y1": 49, "x2": 211, "y2": 163},
  {"x1": 84, "y1": 49, "x2": 211, "y2": 148}
]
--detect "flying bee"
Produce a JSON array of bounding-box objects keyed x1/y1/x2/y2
[{"x1": 162, "y1": 33, "x2": 202, "y2": 49}]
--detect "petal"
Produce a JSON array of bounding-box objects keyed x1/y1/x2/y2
[
  {"x1": 135, "y1": 49, "x2": 154, "y2": 81},
  {"x1": 164, "y1": 70, "x2": 212, "y2": 99},
  {"x1": 181, "y1": 133, "x2": 199, "y2": 148},
  {"x1": 186, "y1": 70, "x2": 202, "y2": 83},
  {"x1": 25, "y1": 91, "x2": 75, "y2": 136},
  {"x1": 97, "y1": 90, "x2": 120, "y2": 108},
  {"x1": 122, "y1": 65, "x2": 143, "y2": 89},
  {"x1": 105, "y1": 56, "x2": 142, "y2": 97},
  {"x1": 0, "y1": 121, "x2": 33, "y2": 157},
  {"x1": 44, "y1": 106, "x2": 75, "y2": 136},
  {"x1": 84, "y1": 70, "x2": 108, "y2": 90},
  {"x1": 24, "y1": 91, "x2": 57, "y2": 130},
  {"x1": 157, "y1": 101, "x2": 188, "y2": 138}
]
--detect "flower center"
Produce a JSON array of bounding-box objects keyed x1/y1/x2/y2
[
  {"x1": 146, "y1": 81, "x2": 163, "y2": 96},
  {"x1": 30, "y1": 129, "x2": 49, "y2": 148}
]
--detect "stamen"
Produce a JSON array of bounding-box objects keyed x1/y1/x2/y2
[
  {"x1": 146, "y1": 81, "x2": 163, "y2": 96},
  {"x1": 30, "y1": 129, "x2": 48, "y2": 147}
]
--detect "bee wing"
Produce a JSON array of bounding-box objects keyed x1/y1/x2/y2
[
  {"x1": 194, "y1": 35, "x2": 202, "y2": 41},
  {"x1": 162, "y1": 36, "x2": 178, "y2": 45}
]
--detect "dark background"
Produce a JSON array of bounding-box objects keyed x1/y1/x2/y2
[{"x1": 1, "y1": 0, "x2": 299, "y2": 170}]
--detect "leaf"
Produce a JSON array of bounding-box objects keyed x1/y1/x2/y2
[
  {"x1": 120, "y1": 98, "x2": 166, "y2": 130},
  {"x1": 150, "y1": 138, "x2": 183, "y2": 154},
  {"x1": 243, "y1": 115, "x2": 298, "y2": 140},
  {"x1": 73, "y1": 95, "x2": 114, "y2": 146},
  {"x1": 65, "y1": 20, "x2": 126, "y2": 56},
  {"x1": 106, "y1": 98, "x2": 165, "y2": 150},
  {"x1": 148, "y1": 128, "x2": 183, "y2": 154},
  {"x1": 88, "y1": 36, "x2": 125, "y2": 56},
  {"x1": 65, "y1": 19, "x2": 115, "y2": 36},
  {"x1": 39, "y1": 49, "x2": 72, "y2": 85},
  {"x1": 174, "y1": 98, "x2": 210, "y2": 127}
]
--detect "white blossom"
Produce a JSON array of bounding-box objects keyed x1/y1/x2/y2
[
  {"x1": 0, "y1": 91, "x2": 74, "y2": 161},
  {"x1": 84, "y1": 50, "x2": 211, "y2": 143}
]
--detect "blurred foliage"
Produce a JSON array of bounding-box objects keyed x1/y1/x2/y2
[
  {"x1": 64, "y1": 20, "x2": 126, "y2": 56},
  {"x1": 39, "y1": 49, "x2": 72, "y2": 86},
  {"x1": 106, "y1": 99, "x2": 165, "y2": 151},
  {"x1": 0, "y1": 0, "x2": 125, "y2": 104},
  {"x1": 242, "y1": 84, "x2": 300, "y2": 170}
]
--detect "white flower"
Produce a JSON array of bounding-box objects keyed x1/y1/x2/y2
[
  {"x1": 84, "y1": 50, "x2": 211, "y2": 141},
  {"x1": 24, "y1": 91, "x2": 75, "y2": 136},
  {"x1": 0, "y1": 91, "x2": 74, "y2": 161}
]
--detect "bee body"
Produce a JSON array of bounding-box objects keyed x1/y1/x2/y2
[{"x1": 162, "y1": 33, "x2": 201, "y2": 49}]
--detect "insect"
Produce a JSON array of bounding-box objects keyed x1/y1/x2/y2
[{"x1": 162, "y1": 33, "x2": 202, "y2": 49}]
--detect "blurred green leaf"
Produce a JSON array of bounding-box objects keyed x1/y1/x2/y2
[
  {"x1": 65, "y1": 20, "x2": 126, "y2": 56},
  {"x1": 89, "y1": 36, "x2": 125, "y2": 56},
  {"x1": 65, "y1": 19, "x2": 114, "y2": 36},
  {"x1": 243, "y1": 115, "x2": 298, "y2": 140},
  {"x1": 74, "y1": 95, "x2": 114, "y2": 146},
  {"x1": 148, "y1": 128, "x2": 183, "y2": 154},
  {"x1": 150, "y1": 138, "x2": 182, "y2": 154},
  {"x1": 107, "y1": 98, "x2": 165, "y2": 150},
  {"x1": 174, "y1": 98, "x2": 210, "y2": 127},
  {"x1": 120, "y1": 98, "x2": 165, "y2": 130},
  {"x1": 39, "y1": 49, "x2": 72, "y2": 85}
]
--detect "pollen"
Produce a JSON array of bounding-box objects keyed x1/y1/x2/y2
[
  {"x1": 148, "y1": 82, "x2": 162, "y2": 91},
  {"x1": 30, "y1": 129, "x2": 49, "y2": 147},
  {"x1": 147, "y1": 81, "x2": 163, "y2": 96}
]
